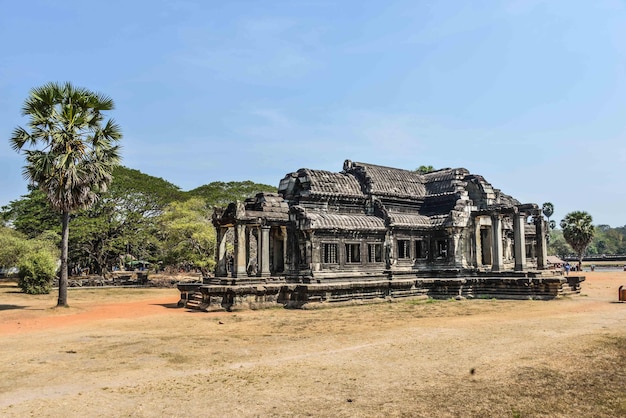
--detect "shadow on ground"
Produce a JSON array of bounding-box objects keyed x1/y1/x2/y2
[
  {"x1": 152, "y1": 303, "x2": 180, "y2": 309},
  {"x1": 0, "y1": 304, "x2": 27, "y2": 311}
]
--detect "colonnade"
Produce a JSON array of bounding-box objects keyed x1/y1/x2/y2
[
  {"x1": 215, "y1": 224, "x2": 287, "y2": 279},
  {"x1": 474, "y1": 208, "x2": 547, "y2": 272}
]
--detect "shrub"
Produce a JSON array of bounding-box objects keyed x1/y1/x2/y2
[{"x1": 18, "y1": 251, "x2": 57, "y2": 294}]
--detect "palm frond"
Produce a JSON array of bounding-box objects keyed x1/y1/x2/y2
[
  {"x1": 10, "y1": 126, "x2": 31, "y2": 151},
  {"x1": 11, "y1": 81, "x2": 122, "y2": 214}
]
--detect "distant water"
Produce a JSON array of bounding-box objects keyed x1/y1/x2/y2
[{"x1": 586, "y1": 266, "x2": 626, "y2": 272}]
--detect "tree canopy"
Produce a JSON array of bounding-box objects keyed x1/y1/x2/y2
[
  {"x1": 2, "y1": 165, "x2": 275, "y2": 278},
  {"x1": 187, "y1": 181, "x2": 276, "y2": 207},
  {"x1": 546, "y1": 229, "x2": 573, "y2": 258},
  {"x1": 0, "y1": 226, "x2": 59, "y2": 294},
  {"x1": 0, "y1": 227, "x2": 31, "y2": 269},
  {"x1": 1, "y1": 186, "x2": 60, "y2": 237},
  {"x1": 158, "y1": 198, "x2": 217, "y2": 274},
  {"x1": 415, "y1": 165, "x2": 435, "y2": 174},
  {"x1": 67, "y1": 165, "x2": 181, "y2": 275}
]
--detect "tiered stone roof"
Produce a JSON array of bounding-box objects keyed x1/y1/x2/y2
[
  {"x1": 344, "y1": 161, "x2": 426, "y2": 198},
  {"x1": 279, "y1": 168, "x2": 365, "y2": 200},
  {"x1": 238, "y1": 160, "x2": 525, "y2": 232},
  {"x1": 422, "y1": 168, "x2": 469, "y2": 196},
  {"x1": 304, "y1": 213, "x2": 386, "y2": 231}
]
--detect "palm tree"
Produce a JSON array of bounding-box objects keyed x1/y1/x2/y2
[
  {"x1": 10, "y1": 82, "x2": 122, "y2": 306},
  {"x1": 560, "y1": 211, "x2": 594, "y2": 271},
  {"x1": 542, "y1": 202, "x2": 554, "y2": 227}
]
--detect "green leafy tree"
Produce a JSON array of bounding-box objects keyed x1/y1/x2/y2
[
  {"x1": 587, "y1": 225, "x2": 625, "y2": 256},
  {"x1": 159, "y1": 198, "x2": 216, "y2": 274},
  {"x1": 1, "y1": 187, "x2": 60, "y2": 237},
  {"x1": 1, "y1": 168, "x2": 275, "y2": 276},
  {"x1": 10, "y1": 82, "x2": 121, "y2": 306},
  {"x1": 188, "y1": 181, "x2": 275, "y2": 208},
  {"x1": 560, "y1": 211, "x2": 595, "y2": 269},
  {"x1": 0, "y1": 227, "x2": 31, "y2": 270},
  {"x1": 0, "y1": 226, "x2": 59, "y2": 293},
  {"x1": 610, "y1": 225, "x2": 626, "y2": 254},
  {"x1": 69, "y1": 166, "x2": 182, "y2": 275},
  {"x1": 2, "y1": 166, "x2": 181, "y2": 275},
  {"x1": 17, "y1": 250, "x2": 58, "y2": 294},
  {"x1": 415, "y1": 165, "x2": 435, "y2": 174},
  {"x1": 604, "y1": 229, "x2": 625, "y2": 254},
  {"x1": 547, "y1": 229, "x2": 573, "y2": 259}
]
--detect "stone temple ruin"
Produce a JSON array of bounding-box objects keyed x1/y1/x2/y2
[{"x1": 178, "y1": 160, "x2": 584, "y2": 310}]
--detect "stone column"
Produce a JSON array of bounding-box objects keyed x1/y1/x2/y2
[
  {"x1": 535, "y1": 216, "x2": 548, "y2": 270},
  {"x1": 260, "y1": 225, "x2": 271, "y2": 277},
  {"x1": 491, "y1": 214, "x2": 504, "y2": 272},
  {"x1": 282, "y1": 227, "x2": 288, "y2": 273},
  {"x1": 474, "y1": 218, "x2": 482, "y2": 268},
  {"x1": 452, "y1": 229, "x2": 464, "y2": 267},
  {"x1": 513, "y1": 213, "x2": 527, "y2": 271},
  {"x1": 233, "y1": 224, "x2": 247, "y2": 278},
  {"x1": 384, "y1": 231, "x2": 393, "y2": 269},
  {"x1": 216, "y1": 226, "x2": 229, "y2": 277},
  {"x1": 253, "y1": 226, "x2": 261, "y2": 275}
]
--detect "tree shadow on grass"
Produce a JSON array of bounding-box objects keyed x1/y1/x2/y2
[{"x1": 0, "y1": 304, "x2": 27, "y2": 311}]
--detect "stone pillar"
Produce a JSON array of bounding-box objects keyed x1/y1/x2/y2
[
  {"x1": 452, "y1": 229, "x2": 464, "y2": 267},
  {"x1": 384, "y1": 231, "x2": 393, "y2": 269},
  {"x1": 535, "y1": 216, "x2": 548, "y2": 270},
  {"x1": 233, "y1": 224, "x2": 247, "y2": 278},
  {"x1": 216, "y1": 226, "x2": 229, "y2": 277},
  {"x1": 260, "y1": 225, "x2": 271, "y2": 277},
  {"x1": 253, "y1": 226, "x2": 261, "y2": 275},
  {"x1": 491, "y1": 214, "x2": 504, "y2": 272},
  {"x1": 513, "y1": 213, "x2": 527, "y2": 271},
  {"x1": 282, "y1": 227, "x2": 288, "y2": 273},
  {"x1": 474, "y1": 218, "x2": 482, "y2": 268}
]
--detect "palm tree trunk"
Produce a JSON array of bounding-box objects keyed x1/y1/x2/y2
[
  {"x1": 57, "y1": 211, "x2": 70, "y2": 307},
  {"x1": 577, "y1": 254, "x2": 583, "y2": 273}
]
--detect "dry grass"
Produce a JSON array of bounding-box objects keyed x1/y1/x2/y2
[{"x1": 0, "y1": 273, "x2": 625, "y2": 417}]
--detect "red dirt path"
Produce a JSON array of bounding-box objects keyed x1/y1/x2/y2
[{"x1": 0, "y1": 295, "x2": 181, "y2": 335}]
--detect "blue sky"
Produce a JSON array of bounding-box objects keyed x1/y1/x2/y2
[{"x1": 1, "y1": 0, "x2": 625, "y2": 226}]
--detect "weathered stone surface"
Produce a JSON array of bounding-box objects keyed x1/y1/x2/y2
[{"x1": 179, "y1": 273, "x2": 585, "y2": 310}]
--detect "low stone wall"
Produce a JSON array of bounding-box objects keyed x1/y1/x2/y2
[
  {"x1": 53, "y1": 272, "x2": 151, "y2": 288},
  {"x1": 178, "y1": 273, "x2": 585, "y2": 311},
  {"x1": 186, "y1": 283, "x2": 284, "y2": 311},
  {"x1": 279, "y1": 280, "x2": 428, "y2": 308},
  {"x1": 419, "y1": 276, "x2": 584, "y2": 300}
]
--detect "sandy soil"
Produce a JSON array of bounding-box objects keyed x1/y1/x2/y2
[{"x1": 1, "y1": 272, "x2": 625, "y2": 417}]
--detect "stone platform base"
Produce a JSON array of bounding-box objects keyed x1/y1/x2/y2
[{"x1": 178, "y1": 272, "x2": 585, "y2": 311}]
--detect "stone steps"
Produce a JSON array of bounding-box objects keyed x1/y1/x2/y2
[{"x1": 184, "y1": 291, "x2": 207, "y2": 311}]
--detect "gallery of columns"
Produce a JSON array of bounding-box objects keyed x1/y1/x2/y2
[
  {"x1": 471, "y1": 205, "x2": 547, "y2": 273},
  {"x1": 215, "y1": 223, "x2": 287, "y2": 280},
  {"x1": 213, "y1": 204, "x2": 549, "y2": 282}
]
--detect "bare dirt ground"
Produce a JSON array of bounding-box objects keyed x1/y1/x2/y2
[{"x1": 1, "y1": 272, "x2": 625, "y2": 418}]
